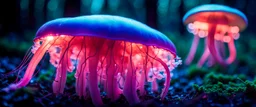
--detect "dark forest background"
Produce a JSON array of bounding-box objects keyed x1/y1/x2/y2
[
  {"x1": 0, "y1": 0, "x2": 255, "y2": 59},
  {"x1": 0, "y1": 1, "x2": 256, "y2": 106}
]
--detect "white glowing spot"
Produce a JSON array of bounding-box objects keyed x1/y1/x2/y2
[
  {"x1": 47, "y1": 36, "x2": 54, "y2": 41},
  {"x1": 198, "y1": 30, "x2": 206, "y2": 38},
  {"x1": 187, "y1": 21, "x2": 241, "y2": 43},
  {"x1": 230, "y1": 26, "x2": 239, "y2": 33},
  {"x1": 200, "y1": 23, "x2": 208, "y2": 30},
  {"x1": 223, "y1": 36, "x2": 231, "y2": 43},
  {"x1": 193, "y1": 21, "x2": 209, "y2": 30},
  {"x1": 193, "y1": 21, "x2": 200, "y2": 29},
  {"x1": 135, "y1": 54, "x2": 141, "y2": 60},
  {"x1": 60, "y1": 35, "x2": 66, "y2": 37},
  {"x1": 188, "y1": 23, "x2": 194, "y2": 30},
  {"x1": 193, "y1": 29, "x2": 198, "y2": 35},
  {"x1": 233, "y1": 33, "x2": 240, "y2": 40},
  {"x1": 140, "y1": 46, "x2": 143, "y2": 49},
  {"x1": 187, "y1": 23, "x2": 194, "y2": 33},
  {"x1": 214, "y1": 34, "x2": 222, "y2": 40}
]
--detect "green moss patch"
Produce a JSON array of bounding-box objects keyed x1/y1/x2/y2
[{"x1": 193, "y1": 72, "x2": 256, "y2": 97}]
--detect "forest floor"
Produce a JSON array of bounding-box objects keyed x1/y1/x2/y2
[{"x1": 0, "y1": 56, "x2": 256, "y2": 107}]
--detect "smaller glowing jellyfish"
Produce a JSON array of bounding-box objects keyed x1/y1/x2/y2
[
  {"x1": 3, "y1": 15, "x2": 181, "y2": 106},
  {"x1": 183, "y1": 4, "x2": 248, "y2": 67}
]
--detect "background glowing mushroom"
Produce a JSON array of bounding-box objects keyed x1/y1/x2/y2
[
  {"x1": 183, "y1": 4, "x2": 248, "y2": 67},
  {"x1": 3, "y1": 15, "x2": 181, "y2": 106}
]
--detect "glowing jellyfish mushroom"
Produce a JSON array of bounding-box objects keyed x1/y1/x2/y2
[
  {"x1": 183, "y1": 4, "x2": 248, "y2": 67},
  {"x1": 4, "y1": 15, "x2": 181, "y2": 106}
]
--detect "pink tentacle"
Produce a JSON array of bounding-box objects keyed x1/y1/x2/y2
[
  {"x1": 123, "y1": 44, "x2": 140, "y2": 104},
  {"x1": 154, "y1": 57, "x2": 170, "y2": 100},
  {"x1": 88, "y1": 53, "x2": 103, "y2": 106},
  {"x1": 3, "y1": 41, "x2": 51, "y2": 92},
  {"x1": 226, "y1": 34, "x2": 236, "y2": 64},
  {"x1": 152, "y1": 78, "x2": 158, "y2": 92},
  {"x1": 106, "y1": 58, "x2": 120, "y2": 101},
  {"x1": 207, "y1": 24, "x2": 227, "y2": 66},
  {"x1": 207, "y1": 24, "x2": 237, "y2": 66},
  {"x1": 75, "y1": 57, "x2": 87, "y2": 99},
  {"x1": 197, "y1": 46, "x2": 210, "y2": 67},
  {"x1": 185, "y1": 35, "x2": 200, "y2": 65}
]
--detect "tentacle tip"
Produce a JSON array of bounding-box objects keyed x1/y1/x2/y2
[
  {"x1": 1, "y1": 88, "x2": 9, "y2": 93},
  {"x1": 185, "y1": 62, "x2": 190, "y2": 66},
  {"x1": 2, "y1": 84, "x2": 18, "y2": 93},
  {"x1": 220, "y1": 62, "x2": 229, "y2": 67},
  {"x1": 196, "y1": 64, "x2": 202, "y2": 68},
  {"x1": 184, "y1": 58, "x2": 190, "y2": 63}
]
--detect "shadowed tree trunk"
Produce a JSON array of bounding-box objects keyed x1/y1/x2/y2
[
  {"x1": 0, "y1": 0, "x2": 21, "y2": 36},
  {"x1": 64, "y1": 0, "x2": 80, "y2": 17},
  {"x1": 145, "y1": 0, "x2": 158, "y2": 29},
  {"x1": 179, "y1": 0, "x2": 186, "y2": 36}
]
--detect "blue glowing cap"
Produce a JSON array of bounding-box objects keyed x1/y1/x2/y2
[
  {"x1": 183, "y1": 4, "x2": 248, "y2": 31},
  {"x1": 35, "y1": 15, "x2": 177, "y2": 56}
]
